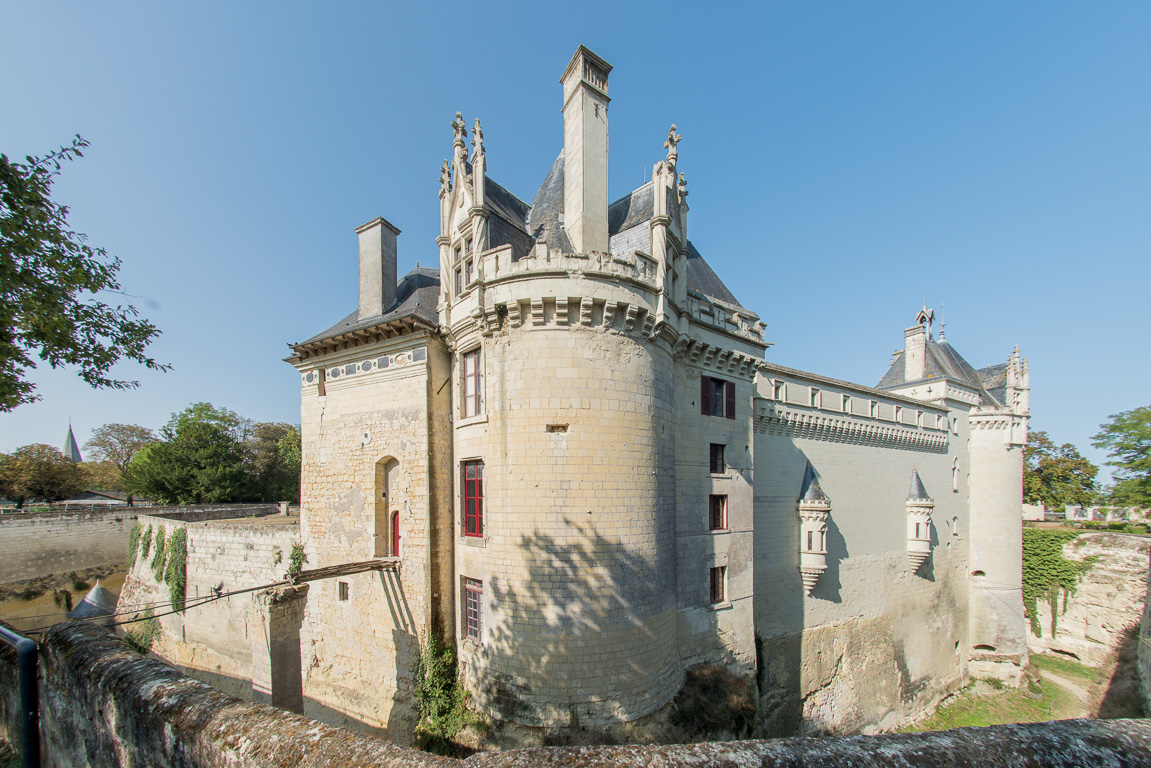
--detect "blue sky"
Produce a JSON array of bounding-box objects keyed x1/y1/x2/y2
[{"x1": 2, "y1": 2, "x2": 1148, "y2": 484}]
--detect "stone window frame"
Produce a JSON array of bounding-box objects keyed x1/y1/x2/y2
[
  {"x1": 772, "y1": 380, "x2": 785, "y2": 401},
  {"x1": 462, "y1": 459, "x2": 484, "y2": 538},
  {"x1": 708, "y1": 494, "x2": 727, "y2": 531},
  {"x1": 709, "y1": 565, "x2": 726, "y2": 604},
  {"x1": 701, "y1": 375, "x2": 735, "y2": 419},
  {"x1": 463, "y1": 577, "x2": 483, "y2": 644},
  {"x1": 810, "y1": 387, "x2": 821, "y2": 408},
  {"x1": 709, "y1": 443, "x2": 726, "y2": 475},
  {"x1": 461, "y1": 347, "x2": 483, "y2": 418},
  {"x1": 338, "y1": 581, "x2": 349, "y2": 602}
]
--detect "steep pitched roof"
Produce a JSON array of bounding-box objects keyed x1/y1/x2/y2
[
  {"x1": 685, "y1": 241, "x2": 743, "y2": 308},
  {"x1": 878, "y1": 337, "x2": 981, "y2": 390},
  {"x1": 799, "y1": 462, "x2": 830, "y2": 502},
  {"x1": 294, "y1": 267, "x2": 440, "y2": 351},
  {"x1": 908, "y1": 469, "x2": 932, "y2": 501},
  {"x1": 63, "y1": 425, "x2": 81, "y2": 463},
  {"x1": 524, "y1": 153, "x2": 574, "y2": 253}
]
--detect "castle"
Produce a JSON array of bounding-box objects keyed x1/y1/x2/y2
[{"x1": 285, "y1": 45, "x2": 1030, "y2": 737}]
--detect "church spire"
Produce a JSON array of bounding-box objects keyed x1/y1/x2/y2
[{"x1": 63, "y1": 421, "x2": 82, "y2": 463}]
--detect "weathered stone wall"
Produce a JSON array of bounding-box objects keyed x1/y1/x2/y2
[
  {"x1": 0, "y1": 622, "x2": 22, "y2": 754},
  {"x1": 28, "y1": 621, "x2": 1151, "y2": 768},
  {"x1": 1140, "y1": 546, "x2": 1151, "y2": 710},
  {"x1": 0, "y1": 504, "x2": 284, "y2": 584},
  {"x1": 1030, "y1": 532, "x2": 1150, "y2": 666},
  {"x1": 752, "y1": 367, "x2": 965, "y2": 736},
  {"x1": 115, "y1": 513, "x2": 300, "y2": 697}
]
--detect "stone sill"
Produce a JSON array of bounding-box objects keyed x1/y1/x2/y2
[
  {"x1": 459, "y1": 535, "x2": 487, "y2": 548},
  {"x1": 456, "y1": 414, "x2": 489, "y2": 429}
]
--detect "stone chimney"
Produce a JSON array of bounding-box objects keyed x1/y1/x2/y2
[
  {"x1": 904, "y1": 324, "x2": 927, "y2": 382},
  {"x1": 356, "y1": 217, "x2": 400, "y2": 319},
  {"x1": 560, "y1": 45, "x2": 612, "y2": 254}
]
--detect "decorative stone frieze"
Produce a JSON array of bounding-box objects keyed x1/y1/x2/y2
[
  {"x1": 798, "y1": 462, "x2": 831, "y2": 596},
  {"x1": 906, "y1": 469, "x2": 934, "y2": 573},
  {"x1": 755, "y1": 404, "x2": 949, "y2": 452}
]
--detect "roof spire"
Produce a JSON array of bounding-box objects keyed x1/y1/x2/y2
[
  {"x1": 799, "y1": 461, "x2": 829, "y2": 502},
  {"x1": 915, "y1": 300, "x2": 935, "y2": 339},
  {"x1": 907, "y1": 469, "x2": 932, "y2": 501},
  {"x1": 938, "y1": 302, "x2": 946, "y2": 341},
  {"x1": 63, "y1": 422, "x2": 82, "y2": 463}
]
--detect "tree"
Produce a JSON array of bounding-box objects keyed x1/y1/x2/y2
[
  {"x1": 1093, "y1": 406, "x2": 1151, "y2": 506},
  {"x1": 83, "y1": 423, "x2": 158, "y2": 470},
  {"x1": 124, "y1": 403, "x2": 255, "y2": 505},
  {"x1": 80, "y1": 460, "x2": 123, "y2": 493},
  {"x1": 0, "y1": 135, "x2": 168, "y2": 411},
  {"x1": 1022, "y1": 430, "x2": 1099, "y2": 509},
  {"x1": 246, "y1": 422, "x2": 301, "y2": 504},
  {"x1": 0, "y1": 443, "x2": 86, "y2": 508}
]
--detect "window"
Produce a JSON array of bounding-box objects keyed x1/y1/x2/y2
[
  {"x1": 454, "y1": 245, "x2": 462, "y2": 263},
  {"x1": 455, "y1": 266, "x2": 463, "y2": 296},
  {"x1": 709, "y1": 495, "x2": 727, "y2": 530},
  {"x1": 710, "y1": 566, "x2": 726, "y2": 604},
  {"x1": 464, "y1": 577, "x2": 483, "y2": 643},
  {"x1": 709, "y1": 443, "x2": 725, "y2": 474},
  {"x1": 391, "y1": 510, "x2": 401, "y2": 557},
  {"x1": 462, "y1": 460, "x2": 484, "y2": 537},
  {"x1": 465, "y1": 238, "x2": 473, "y2": 257},
  {"x1": 465, "y1": 258, "x2": 474, "y2": 286},
  {"x1": 772, "y1": 380, "x2": 785, "y2": 400},
  {"x1": 842, "y1": 394, "x2": 851, "y2": 413},
  {"x1": 462, "y1": 349, "x2": 482, "y2": 417},
  {"x1": 701, "y1": 375, "x2": 735, "y2": 419},
  {"x1": 917, "y1": 410, "x2": 923, "y2": 427},
  {"x1": 810, "y1": 387, "x2": 820, "y2": 408},
  {"x1": 338, "y1": 581, "x2": 349, "y2": 601},
  {"x1": 895, "y1": 406, "x2": 903, "y2": 423},
  {"x1": 870, "y1": 400, "x2": 879, "y2": 418}
]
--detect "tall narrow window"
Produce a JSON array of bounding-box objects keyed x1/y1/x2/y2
[
  {"x1": 454, "y1": 246, "x2": 462, "y2": 263},
  {"x1": 773, "y1": 380, "x2": 785, "y2": 400},
  {"x1": 462, "y1": 349, "x2": 482, "y2": 417},
  {"x1": 842, "y1": 394, "x2": 851, "y2": 413},
  {"x1": 465, "y1": 258, "x2": 474, "y2": 286},
  {"x1": 338, "y1": 581, "x2": 349, "y2": 601},
  {"x1": 810, "y1": 387, "x2": 820, "y2": 408},
  {"x1": 710, "y1": 566, "x2": 726, "y2": 604},
  {"x1": 462, "y1": 460, "x2": 484, "y2": 537},
  {"x1": 895, "y1": 406, "x2": 903, "y2": 423},
  {"x1": 464, "y1": 577, "x2": 483, "y2": 643},
  {"x1": 455, "y1": 266, "x2": 463, "y2": 296},
  {"x1": 700, "y1": 376, "x2": 735, "y2": 419},
  {"x1": 870, "y1": 400, "x2": 879, "y2": 418},
  {"x1": 391, "y1": 510, "x2": 401, "y2": 557},
  {"x1": 709, "y1": 495, "x2": 727, "y2": 530},
  {"x1": 709, "y1": 443, "x2": 726, "y2": 474},
  {"x1": 465, "y1": 238, "x2": 473, "y2": 257}
]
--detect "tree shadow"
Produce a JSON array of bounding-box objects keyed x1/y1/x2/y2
[{"x1": 1095, "y1": 623, "x2": 1146, "y2": 719}]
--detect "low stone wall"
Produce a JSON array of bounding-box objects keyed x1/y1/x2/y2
[
  {"x1": 29, "y1": 621, "x2": 1151, "y2": 768},
  {"x1": 1028, "y1": 532, "x2": 1150, "y2": 666},
  {"x1": 1140, "y1": 545, "x2": 1151, "y2": 710},
  {"x1": 0, "y1": 504, "x2": 286, "y2": 584}
]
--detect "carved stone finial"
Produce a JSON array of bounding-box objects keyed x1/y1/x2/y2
[
  {"x1": 439, "y1": 160, "x2": 451, "y2": 194},
  {"x1": 451, "y1": 111, "x2": 467, "y2": 157},
  {"x1": 472, "y1": 118, "x2": 484, "y2": 159},
  {"x1": 664, "y1": 124, "x2": 683, "y2": 168},
  {"x1": 678, "y1": 172, "x2": 688, "y2": 200}
]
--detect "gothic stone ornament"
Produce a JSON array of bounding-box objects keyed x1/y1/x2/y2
[
  {"x1": 906, "y1": 469, "x2": 935, "y2": 573},
  {"x1": 797, "y1": 462, "x2": 831, "y2": 596}
]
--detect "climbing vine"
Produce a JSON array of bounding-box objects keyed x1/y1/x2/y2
[
  {"x1": 150, "y1": 526, "x2": 167, "y2": 582},
  {"x1": 127, "y1": 522, "x2": 143, "y2": 567},
  {"x1": 1021, "y1": 528, "x2": 1098, "y2": 638},
  {"x1": 139, "y1": 524, "x2": 153, "y2": 562},
  {"x1": 414, "y1": 634, "x2": 477, "y2": 754},
  {"x1": 164, "y1": 527, "x2": 187, "y2": 612}
]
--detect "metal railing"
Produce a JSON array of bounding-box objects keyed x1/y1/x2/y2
[{"x1": 0, "y1": 623, "x2": 39, "y2": 768}]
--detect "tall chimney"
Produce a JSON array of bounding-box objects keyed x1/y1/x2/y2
[
  {"x1": 904, "y1": 325, "x2": 927, "y2": 382},
  {"x1": 560, "y1": 45, "x2": 612, "y2": 254},
  {"x1": 356, "y1": 217, "x2": 400, "y2": 319}
]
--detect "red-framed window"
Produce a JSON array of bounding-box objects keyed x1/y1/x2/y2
[
  {"x1": 462, "y1": 460, "x2": 484, "y2": 537},
  {"x1": 709, "y1": 443, "x2": 725, "y2": 474},
  {"x1": 709, "y1": 495, "x2": 727, "y2": 530},
  {"x1": 462, "y1": 349, "x2": 482, "y2": 417},
  {"x1": 701, "y1": 375, "x2": 735, "y2": 419},
  {"x1": 710, "y1": 566, "x2": 726, "y2": 604},
  {"x1": 464, "y1": 577, "x2": 483, "y2": 643}
]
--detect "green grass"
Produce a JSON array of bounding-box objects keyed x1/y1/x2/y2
[
  {"x1": 901, "y1": 678, "x2": 1078, "y2": 733},
  {"x1": 1030, "y1": 653, "x2": 1103, "y2": 685}
]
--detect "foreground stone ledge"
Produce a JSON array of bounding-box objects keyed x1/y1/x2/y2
[{"x1": 31, "y1": 621, "x2": 1151, "y2": 768}]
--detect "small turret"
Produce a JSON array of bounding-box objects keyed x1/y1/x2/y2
[
  {"x1": 798, "y1": 462, "x2": 831, "y2": 595},
  {"x1": 906, "y1": 469, "x2": 934, "y2": 573}
]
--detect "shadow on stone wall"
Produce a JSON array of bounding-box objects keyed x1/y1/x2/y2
[{"x1": 1097, "y1": 623, "x2": 1146, "y2": 719}]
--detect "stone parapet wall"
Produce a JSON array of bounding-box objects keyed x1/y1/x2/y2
[
  {"x1": 0, "y1": 504, "x2": 284, "y2": 584},
  {"x1": 27, "y1": 621, "x2": 1151, "y2": 768}
]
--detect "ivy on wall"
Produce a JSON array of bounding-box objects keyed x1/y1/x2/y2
[
  {"x1": 163, "y1": 527, "x2": 187, "y2": 612},
  {"x1": 139, "y1": 524, "x2": 153, "y2": 562},
  {"x1": 150, "y1": 527, "x2": 167, "y2": 582},
  {"x1": 1021, "y1": 528, "x2": 1098, "y2": 638},
  {"x1": 127, "y1": 523, "x2": 143, "y2": 567}
]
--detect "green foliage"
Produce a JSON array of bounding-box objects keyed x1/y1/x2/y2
[
  {"x1": 139, "y1": 524, "x2": 153, "y2": 561},
  {"x1": 1124, "y1": 522, "x2": 1149, "y2": 534},
  {"x1": 288, "y1": 542, "x2": 307, "y2": 576},
  {"x1": 0, "y1": 135, "x2": 168, "y2": 411},
  {"x1": 123, "y1": 403, "x2": 301, "y2": 505},
  {"x1": 127, "y1": 522, "x2": 143, "y2": 567},
  {"x1": 414, "y1": 634, "x2": 476, "y2": 754},
  {"x1": 150, "y1": 526, "x2": 166, "y2": 582},
  {"x1": 1022, "y1": 529, "x2": 1097, "y2": 637},
  {"x1": 124, "y1": 608, "x2": 160, "y2": 654},
  {"x1": 163, "y1": 527, "x2": 186, "y2": 611},
  {"x1": 83, "y1": 423, "x2": 157, "y2": 470},
  {"x1": 1023, "y1": 430, "x2": 1099, "y2": 508},
  {"x1": 900, "y1": 676, "x2": 1077, "y2": 732},
  {"x1": 1093, "y1": 405, "x2": 1151, "y2": 506},
  {"x1": 0, "y1": 443, "x2": 85, "y2": 507}
]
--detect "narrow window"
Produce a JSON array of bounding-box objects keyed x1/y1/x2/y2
[
  {"x1": 710, "y1": 566, "x2": 726, "y2": 604},
  {"x1": 465, "y1": 238, "x2": 473, "y2": 257},
  {"x1": 842, "y1": 394, "x2": 851, "y2": 414},
  {"x1": 454, "y1": 245, "x2": 462, "y2": 263},
  {"x1": 338, "y1": 582, "x2": 349, "y2": 601},
  {"x1": 462, "y1": 460, "x2": 484, "y2": 537},
  {"x1": 870, "y1": 400, "x2": 879, "y2": 418},
  {"x1": 465, "y1": 258, "x2": 474, "y2": 286},
  {"x1": 317, "y1": 368, "x2": 326, "y2": 397},
  {"x1": 709, "y1": 495, "x2": 727, "y2": 530},
  {"x1": 917, "y1": 410, "x2": 923, "y2": 427},
  {"x1": 464, "y1": 577, "x2": 483, "y2": 643},
  {"x1": 462, "y1": 349, "x2": 482, "y2": 417},
  {"x1": 700, "y1": 376, "x2": 735, "y2": 419},
  {"x1": 709, "y1": 443, "x2": 725, "y2": 474},
  {"x1": 915, "y1": 523, "x2": 921, "y2": 539},
  {"x1": 895, "y1": 406, "x2": 903, "y2": 423},
  {"x1": 773, "y1": 380, "x2": 784, "y2": 400},
  {"x1": 806, "y1": 530, "x2": 813, "y2": 551},
  {"x1": 455, "y1": 267, "x2": 463, "y2": 295},
  {"x1": 810, "y1": 387, "x2": 820, "y2": 408},
  {"x1": 391, "y1": 510, "x2": 401, "y2": 556}
]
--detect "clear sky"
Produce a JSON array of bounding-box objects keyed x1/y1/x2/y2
[{"x1": 2, "y1": 2, "x2": 1148, "y2": 484}]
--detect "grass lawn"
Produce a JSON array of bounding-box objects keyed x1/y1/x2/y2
[
  {"x1": 901, "y1": 677, "x2": 1080, "y2": 732},
  {"x1": 1030, "y1": 653, "x2": 1104, "y2": 686}
]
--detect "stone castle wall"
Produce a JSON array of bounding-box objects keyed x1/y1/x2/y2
[{"x1": 0, "y1": 504, "x2": 284, "y2": 584}]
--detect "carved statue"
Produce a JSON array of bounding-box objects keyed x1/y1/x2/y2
[
  {"x1": 678, "y1": 172, "x2": 689, "y2": 200},
  {"x1": 439, "y1": 160, "x2": 451, "y2": 194},
  {"x1": 664, "y1": 124, "x2": 682, "y2": 165},
  {"x1": 451, "y1": 111, "x2": 467, "y2": 159},
  {"x1": 472, "y1": 118, "x2": 484, "y2": 159}
]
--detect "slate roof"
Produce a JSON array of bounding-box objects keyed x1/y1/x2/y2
[
  {"x1": 295, "y1": 267, "x2": 440, "y2": 349},
  {"x1": 877, "y1": 334, "x2": 1011, "y2": 408},
  {"x1": 608, "y1": 182, "x2": 654, "y2": 234},
  {"x1": 68, "y1": 580, "x2": 116, "y2": 622},
  {"x1": 976, "y1": 363, "x2": 1008, "y2": 407},
  {"x1": 63, "y1": 425, "x2": 81, "y2": 463},
  {"x1": 525, "y1": 154, "x2": 574, "y2": 253},
  {"x1": 908, "y1": 469, "x2": 932, "y2": 501},
  {"x1": 685, "y1": 241, "x2": 743, "y2": 308},
  {"x1": 799, "y1": 462, "x2": 830, "y2": 502}
]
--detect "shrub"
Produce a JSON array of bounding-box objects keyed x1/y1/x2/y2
[
  {"x1": 288, "y1": 542, "x2": 308, "y2": 576},
  {"x1": 669, "y1": 663, "x2": 756, "y2": 741},
  {"x1": 139, "y1": 524, "x2": 153, "y2": 561},
  {"x1": 414, "y1": 634, "x2": 477, "y2": 754},
  {"x1": 127, "y1": 522, "x2": 143, "y2": 567}
]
